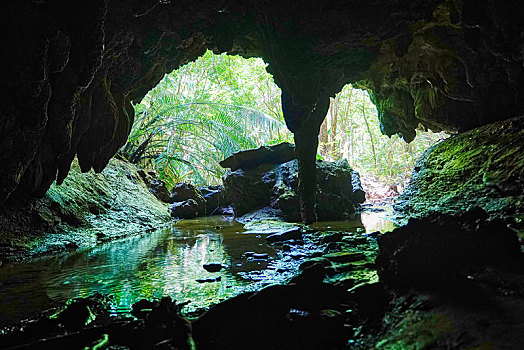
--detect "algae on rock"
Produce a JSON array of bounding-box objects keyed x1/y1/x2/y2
[
  {"x1": 396, "y1": 116, "x2": 524, "y2": 218},
  {"x1": 0, "y1": 158, "x2": 170, "y2": 262}
]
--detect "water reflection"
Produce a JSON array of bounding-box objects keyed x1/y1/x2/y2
[
  {"x1": 0, "y1": 212, "x2": 395, "y2": 327},
  {"x1": 310, "y1": 211, "x2": 396, "y2": 233}
]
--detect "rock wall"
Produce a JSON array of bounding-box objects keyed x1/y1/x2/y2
[
  {"x1": 1, "y1": 0, "x2": 523, "y2": 221},
  {"x1": 0, "y1": 158, "x2": 169, "y2": 263},
  {"x1": 396, "y1": 116, "x2": 523, "y2": 218}
]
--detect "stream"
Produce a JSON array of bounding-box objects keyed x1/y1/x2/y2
[{"x1": 0, "y1": 211, "x2": 395, "y2": 327}]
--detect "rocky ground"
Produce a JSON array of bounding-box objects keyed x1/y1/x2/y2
[
  {"x1": 0, "y1": 211, "x2": 384, "y2": 349},
  {"x1": 2, "y1": 209, "x2": 523, "y2": 349},
  {"x1": 0, "y1": 159, "x2": 170, "y2": 264}
]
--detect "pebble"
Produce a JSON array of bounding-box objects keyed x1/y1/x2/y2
[
  {"x1": 196, "y1": 276, "x2": 222, "y2": 283},
  {"x1": 252, "y1": 253, "x2": 269, "y2": 259},
  {"x1": 203, "y1": 263, "x2": 226, "y2": 272}
]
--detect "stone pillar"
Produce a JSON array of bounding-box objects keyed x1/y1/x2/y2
[
  {"x1": 294, "y1": 126, "x2": 320, "y2": 224},
  {"x1": 282, "y1": 90, "x2": 329, "y2": 224}
]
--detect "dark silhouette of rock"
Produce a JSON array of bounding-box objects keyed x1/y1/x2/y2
[
  {"x1": 203, "y1": 263, "x2": 225, "y2": 272},
  {"x1": 376, "y1": 210, "x2": 524, "y2": 292},
  {"x1": 169, "y1": 199, "x2": 199, "y2": 219},
  {"x1": 266, "y1": 227, "x2": 303, "y2": 243},
  {"x1": 198, "y1": 185, "x2": 230, "y2": 215},
  {"x1": 137, "y1": 169, "x2": 170, "y2": 202},
  {"x1": 219, "y1": 142, "x2": 296, "y2": 171},
  {"x1": 169, "y1": 183, "x2": 205, "y2": 216},
  {"x1": 223, "y1": 158, "x2": 361, "y2": 221}
]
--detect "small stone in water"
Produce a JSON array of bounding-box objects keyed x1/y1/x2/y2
[
  {"x1": 252, "y1": 253, "x2": 269, "y2": 259},
  {"x1": 244, "y1": 252, "x2": 255, "y2": 257},
  {"x1": 196, "y1": 276, "x2": 222, "y2": 283},
  {"x1": 203, "y1": 263, "x2": 225, "y2": 272}
]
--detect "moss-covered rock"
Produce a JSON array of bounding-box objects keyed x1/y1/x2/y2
[
  {"x1": 0, "y1": 158, "x2": 169, "y2": 263},
  {"x1": 396, "y1": 116, "x2": 523, "y2": 218}
]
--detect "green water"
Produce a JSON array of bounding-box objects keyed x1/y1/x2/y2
[{"x1": 0, "y1": 212, "x2": 395, "y2": 327}]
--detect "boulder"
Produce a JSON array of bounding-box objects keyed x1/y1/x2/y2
[
  {"x1": 266, "y1": 227, "x2": 303, "y2": 243},
  {"x1": 376, "y1": 210, "x2": 524, "y2": 291},
  {"x1": 223, "y1": 166, "x2": 277, "y2": 216},
  {"x1": 169, "y1": 199, "x2": 199, "y2": 219},
  {"x1": 169, "y1": 183, "x2": 205, "y2": 215},
  {"x1": 219, "y1": 142, "x2": 296, "y2": 171},
  {"x1": 223, "y1": 158, "x2": 361, "y2": 221},
  {"x1": 137, "y1": 169, "x2": 170, "y2": 202},
  {"x1": 198, "y1": 185, "x2": 230, "y2": 215},
  {"x1": 396, "y1": 116, "x2": 524, "y2": 218}
]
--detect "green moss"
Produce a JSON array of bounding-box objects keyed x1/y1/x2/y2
[
  {"x1": 375, "y1": 313, "x2": 453, "y2": 350},
  {"x1": 399, "y1": 117, "x2": 524, "y2": 217}
]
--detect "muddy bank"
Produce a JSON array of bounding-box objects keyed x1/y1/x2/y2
[{"x1": 0, "y1": 159, "x2": 169, "y2": 264}]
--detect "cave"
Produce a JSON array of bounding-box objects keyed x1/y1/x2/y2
[{"x1": 0, "y1": 1, "x2": 523, "y2": 349}]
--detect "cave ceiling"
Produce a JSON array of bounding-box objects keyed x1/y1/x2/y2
[{"x1": 1, "y1": 0, "x2": 523, "y2": 204}]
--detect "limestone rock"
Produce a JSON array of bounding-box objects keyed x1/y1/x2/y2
[
  {"x1": 169, "y1": 183, "x2": 205, "y2": 216},
  {"x1": 219, "y1": 142, "x2": 296, "y2": 171},
  {"x1": 170, "y1": 199, "x2": 199, "y2": 219},
  {"x1": 396, "y1": 116, "x2": 524, "y2": 218},
  {"x1": 223, "y1": 158, "x2": 362, "y2": 221},
  {"x1": 198, "y1": 185, "x2": 230, "y2": 215}
]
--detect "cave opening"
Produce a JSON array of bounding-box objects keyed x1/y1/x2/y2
[
  {"x1": 1, "y1": 0, "x2": 523, "y2": 348},
  {"x1": 120, "y1": 49, "x2": 292, "y2": 188}
]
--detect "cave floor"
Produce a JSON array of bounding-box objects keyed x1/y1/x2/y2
[{"x1": 0, "y1": 209, "x2": 394, "y2": 333}]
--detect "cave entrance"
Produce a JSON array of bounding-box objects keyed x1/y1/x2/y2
[
  {"x1": 317, "y1": 84, "x2": 448, "y2": 203},
  {"x1": 120, "y1": 50, "x2": 292, "y2": 189}
]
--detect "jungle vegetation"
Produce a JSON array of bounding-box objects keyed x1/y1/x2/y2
[{"x1": 121, "y1": 50, "x2": 447, "y2": 189}]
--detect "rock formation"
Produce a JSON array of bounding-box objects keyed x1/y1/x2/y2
[{"x1": 1, "y1": 0, "x2": 523, "y2": 222}]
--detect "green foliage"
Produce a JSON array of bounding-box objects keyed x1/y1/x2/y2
[
  {"x1": 122, "y1": 50, "x2": 292, "y2": 187},
  {"x1": 123, "y1": 50, "x2": 445, "y2": 190},
  {"x1": 318, "y1": 84, "x2": 448, "y2": 186}
]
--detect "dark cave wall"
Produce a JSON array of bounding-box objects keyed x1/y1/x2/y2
[{"x1": 1, "y1": 0, "x2": 523, "y2": 212}]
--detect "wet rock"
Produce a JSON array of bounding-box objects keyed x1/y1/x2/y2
[
  {"x1": 132, "y1": 299, "x2": 157, "y2": 319},
  {"x1": 196, "y1": 276, "x2": 222, "y2": 283},
  {"x1": 198, "y1": 185, "x2": 230, "y2": 215},
  {"x1": 320, "y1": 232, "x2": 345, "y2": 243},
  {"x1": 169, "y1": 199, "x2": 199, "y2": 219},
  {"x1": 203, "y1": 263, "x2": 226, "y2": 272},
  {"x1": 290, "y1": 263, "x2": 326, "y2": 286},
  {"x1": 289, "y1": 252, "x2": 308, "y2": 260},
  {"x1": 169, "y1": 183, "x2": 205, "y2": 215},
  {"x1": 324, "y1": 242, "x2": 342, "y2": 253},
  {"x1": 299, "y1": 258, "x2": 332, "y2": 270},
  {"x1": 217, "y1": 205, "x2": 234, "y2": 216},
  {"x1": 219, "y1": 142, "x2": 296, "y2": 171},
  {"x1": 192, "y1": 281, "x2": 349, "y2": 350},
  {"x1": 223, "y1": 166, "x2": 277, "y2": 216},
  {"x1": 323, "y1": 252, "x2": 366, "y2": 263},
  {"x1": 222, "y1": 156, "x2": 363, "y2": 221},
  {"x1": 376, "y1": 211, "x2": 524, "y2": 291},
  {"x1": 396, "y1": 117, "x2": 524, "y2": 219},
  {"x1": 266, "y1": 227, "x2": 303, "y2": 243},
  {"x1": 252, "y1": 253, "x2": 269, "y2": 259}
]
